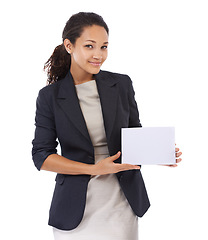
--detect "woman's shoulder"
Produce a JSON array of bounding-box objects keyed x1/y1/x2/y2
[
  {"x1": 100, "y1": 70, "x2": 131, "y2": 80},
  {"x1": 99, "y1": 70, "x2": 132, "y2": 87},
  {"x1": 38, "y1": 77, "x2": 64, "y2": 97}
]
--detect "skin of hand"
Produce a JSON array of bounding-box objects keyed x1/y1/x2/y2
[
  {"x1": 94, "y1": 146, "x2": 183, "y2": 175},
  {"x1": 164, "y1": 147, "x2": 182, "y2": 167},
  {"x1": 91, "y1": 151, "x2": 140, "y2": 175}
]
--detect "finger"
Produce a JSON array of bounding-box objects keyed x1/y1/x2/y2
[
  {"x1": 168, "y1": 164, "x2": 178, "y2": 167},
  {"x1": 115, "y1": 163, "x2": 140, "y2": 171},
  {"x1": 162, "y1": 162, "x2": 179, "y2": 167},
  {"x1": 109, "y1": 151, "x2": 121, "y2": 161},
  {"x1": 176, "y1": 158, "x2": 182, "y2": 163},
  {"x1": 175, "y1": 147, "x2": 179, "y2": 152},
  {"x1": 176, "y1": 152, "x2": 182, "y2": 158}
]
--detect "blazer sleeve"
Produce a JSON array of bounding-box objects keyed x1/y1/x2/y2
[
  {"x1": 127, "y1": 76, "x2": 142, "y2": 128},
  {"x1": 32, "y1": 89, "x2": 58, "y2": 171}
]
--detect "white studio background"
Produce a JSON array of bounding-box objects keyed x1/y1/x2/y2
[{"x1": 0, "y1": 0, "x2": 207, "y2": 239}]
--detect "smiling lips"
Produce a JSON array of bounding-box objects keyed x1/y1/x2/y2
[{"x1": 89, "y1": 61, "x2": 102, "y2": 67}]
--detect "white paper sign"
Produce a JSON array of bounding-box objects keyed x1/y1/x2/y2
[{"x1": 121, "y1": 127, "x2": 175, "y2": 165}]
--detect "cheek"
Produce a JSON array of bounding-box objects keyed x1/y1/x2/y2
[
  {"x1": 73, "y1": 51, "x2": 84, "y2": 65},
  {"x1": 103, "y1": 51, "x2": 108, "y2": 62},
  {"x1": 72, "y1": 48, "x2": 88, "y2": 64}
]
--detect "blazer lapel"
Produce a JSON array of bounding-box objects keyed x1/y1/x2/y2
[
  {"x1": 95, "y1": 71, "x2": 119, "y2": 143},
  {"x1": 56, "y1": 70, "x2": 119, "y2": 146},
  {"x1": 56, "y1": 72, "x2": 92, "y2": 143}
]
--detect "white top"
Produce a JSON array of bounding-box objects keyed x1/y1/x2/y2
[{"x1": 53, "y1": 80, "x2": 138, "y2": 240}]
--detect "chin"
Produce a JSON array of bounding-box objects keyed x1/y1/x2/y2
[
  {"x1": 88, "y1": 68, "x2": 101, "y2": 75},
  {"x1": 93, "y1": 69, "x2": 101, "y2": 74}
]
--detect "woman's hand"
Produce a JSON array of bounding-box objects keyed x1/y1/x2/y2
[
  {"x1": 164, "y1": 146, "x2": 182, "y2": 167},
  {"x1": 91, "y1": 151, "x2": 140, "y2": 175}
]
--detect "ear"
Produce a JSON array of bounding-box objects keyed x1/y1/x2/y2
[{"x1": 63, "y1": 39, "x2": 73, "y2": 54}]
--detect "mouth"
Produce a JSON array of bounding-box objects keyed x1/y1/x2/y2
[{"x1": 88, "y1": 61, "x2": 102, "y2": 67}]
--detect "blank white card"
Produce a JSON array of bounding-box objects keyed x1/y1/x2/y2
[{"x1": 121, "y1": 127, "x2": 175, "y2": 165}]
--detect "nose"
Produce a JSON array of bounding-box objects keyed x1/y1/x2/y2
[
  {"x1": 92, "y1": 49, "x2": 103, "y2": 60},
  {"x1": 92, "y1": 55, "x2": 102, "y2": 60}
]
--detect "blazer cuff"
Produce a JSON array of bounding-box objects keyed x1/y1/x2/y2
[{"x1": 32, "y1": 149, "x2": 57, "y2": 171}]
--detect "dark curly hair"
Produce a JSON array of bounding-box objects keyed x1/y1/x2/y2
[{"x1": 44, "y1": 12, "x2": 109, "y2": 85}]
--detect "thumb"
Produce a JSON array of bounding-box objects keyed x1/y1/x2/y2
[{"x1": 109, "y1": 151, "x2": 121, "y2": 161}]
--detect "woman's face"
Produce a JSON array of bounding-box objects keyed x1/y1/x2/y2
[{"x1": 66, "y1": 25, "x2": 109, "y2": 77}]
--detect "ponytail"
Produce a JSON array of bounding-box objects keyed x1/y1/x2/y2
[{"x1": 44, "y1": 44, "x2": 71, "y2": 85}]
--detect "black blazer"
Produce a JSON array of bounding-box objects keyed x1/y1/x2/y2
[{"x1": 32, "y1": 70, "x2": 150, "y2": 230}]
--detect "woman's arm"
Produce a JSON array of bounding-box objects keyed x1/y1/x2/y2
[
  {"x1": 127, "y1": 75, "x2": 142, "y2": 128},
  {"x1": 41, "y1": 152, "x2": 140, "y2": 175},
  {"x1": 41, "y1": 151, "x2": 140, "y2": 175}
]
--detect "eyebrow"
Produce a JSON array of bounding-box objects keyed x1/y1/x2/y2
[{"x1": 85, "y1": 40, "x2": 109, "y2": 44}]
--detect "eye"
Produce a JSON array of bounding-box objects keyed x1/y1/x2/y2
[
  {"x1": 85, "y1": 44, "x2": 93, "y2": 49},
  {"x1": 101, "y1": 46, "x2": 108, "y2": 50}
]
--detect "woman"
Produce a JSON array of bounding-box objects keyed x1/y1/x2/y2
[{"x1": 32, "y1": 12, "x2": 182, "y2": 240}]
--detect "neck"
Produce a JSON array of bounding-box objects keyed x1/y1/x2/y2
[{"x1": 70, "y1": 65, "x2": 93, "y2": 85}]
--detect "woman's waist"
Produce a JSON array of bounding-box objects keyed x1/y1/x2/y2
[{"x1": 94, "y1": 145, "x2": 109, "y2": 155}]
